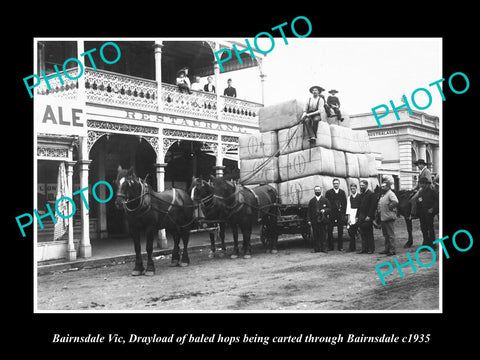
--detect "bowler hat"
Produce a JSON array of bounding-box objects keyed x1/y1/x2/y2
[
  {"x1": 328, "y1": 89, "x2": 339, "y2": 94},
  {"x1": 414, "y1": 159, "x2": 427, "y2": 166},
  {"x1": 309, "y1": 85, "x2": 325, "y2": 93}
]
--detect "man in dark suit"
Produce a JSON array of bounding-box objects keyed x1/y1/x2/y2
[
  {"x1": 417, "y1": 177, "x2": 438, "y2": 248},
  {"x1": 204, "y1": 76, "x2": 216, "y2": 93},
  {"x1": 325, "y1": 178, "x2": 347, "y2": 251},
  {"x1": 307, "y1": 185, "x2": 331, "y2": 253},
  {"x1": 223, "y1": 78, "x2": 237, "y2": 97},
  {"x1": 356, "y1": 180, "x2": 378, "y2": 254}
]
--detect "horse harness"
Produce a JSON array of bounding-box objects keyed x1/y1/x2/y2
[
  {"x1": 213, "y1": 185, "x2": 276, "y2": 222},
  {"x1": 120, "y1": 180, "x2": 195, "y2": 229}
]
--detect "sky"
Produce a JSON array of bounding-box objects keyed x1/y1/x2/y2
[{"x1": 220, "y1": 37, "x2": 442, "y2": 117}]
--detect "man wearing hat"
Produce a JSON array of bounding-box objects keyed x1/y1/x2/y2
[
  {"x1": 176, "y1": 68, "x2": 192, "y2": 94},
  {"x1": 410, "y1": 159, "x2": 432, "y2": 217},
  {"x1": 326, "y1": 89, "x2": 343, "y2": 121},
  {"x1": 301, "y1": 85, "x2": 326, "y2": 143},
  {"x1": 417, "y1": 177, "x2": 438, "y2": 248}
]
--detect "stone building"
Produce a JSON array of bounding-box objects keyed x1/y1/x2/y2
[
  {"x1": 349, "y1": 107, "x2": 440, "y2": 190},
  {"x1": 34, "y1": 39, "x2": 266, "y2": 262}
]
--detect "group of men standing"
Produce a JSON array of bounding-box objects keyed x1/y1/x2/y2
[
  {"x1": 306, "y1": 162, "x2": 438, "y2": 256},
  {"x1": 307, "y1": 178, "x2": 380, "y2": 254}
]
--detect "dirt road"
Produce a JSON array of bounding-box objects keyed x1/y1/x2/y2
[{"x1": 37, "y1": 220, "x2": 439, "y2": 311}]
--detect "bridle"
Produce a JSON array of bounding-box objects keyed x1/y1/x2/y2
[
  {"x1": 117, "y1": 176, "x2": 151, "y2": 215},
  {"x1": 192, "y1": 181, "x2": 216, "y2": 212}
]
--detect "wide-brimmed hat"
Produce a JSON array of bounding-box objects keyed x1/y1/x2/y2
[
  {"x1": 414, "y1": 159, "x2": 428, "y2": 166},
  {"x1": 177, "y1": 67, "x2": 189, "y2": 76},
  {"x1": 309, "y1": 85, "x2": 325, "y2": 93},
  {"x1": 328, "y1": 89, "x2": 339, "y2": 94}
]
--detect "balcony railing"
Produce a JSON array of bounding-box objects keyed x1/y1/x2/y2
[{"x1": 36, "y1": 68, "x2": 263, "y2": 125}]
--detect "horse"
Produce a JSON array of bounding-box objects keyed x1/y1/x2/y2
[
  {"x1": 114, "y1": 166, "x2": 194, "y2": 276},
  {"x1": 394, "y1": 190, "x2": 416, "y2": 247},
  {"x1": 210, "y1": 176, "x2": 278, "y2": 259},
  {"x1": 189, "y1": 177, "x2": 227, "y2": 257}
]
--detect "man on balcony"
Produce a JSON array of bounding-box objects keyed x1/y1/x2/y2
[
  {"x1": 204, "y1": 76, "x2": 216, "y2": 93},
  {"x1": 223, "y1": 78, "x2": 237, "y2": 97}
]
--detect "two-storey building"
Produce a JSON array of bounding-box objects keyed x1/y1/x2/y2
[{"x1": 34, "y1": 39, "x2": 266, "y2": 262}]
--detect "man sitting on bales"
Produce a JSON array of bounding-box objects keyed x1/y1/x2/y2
[{"x1": 301, "y1": 85, "x2": 326, "y2": 144}]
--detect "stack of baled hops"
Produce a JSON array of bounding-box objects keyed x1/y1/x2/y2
[{"x1": 238, "y1": 99, "x2": 379, "y2": 205}]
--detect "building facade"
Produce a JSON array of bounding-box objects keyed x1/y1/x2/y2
[
  {"x1": 349, "y1": 107, "x2": 440, "y2": 191},
  {"x1": 34, "y1": 39, "x2": 266, "y2": 262}
]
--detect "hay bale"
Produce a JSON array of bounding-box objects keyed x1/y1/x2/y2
[
  {"x1": 301, "y1": 120, "x2": 332, "y2": 149},
  {"x1": 278, "y1": 175, "x2": 323, "y2": 206},
  {"x1": 326, "y1": 110, "x2": 350, "y2": 127},
  {"x1": 331, "y1": 149, "x2": 347, "y2": 177},
  {"x1": 330, "y1": 124, "x2": 354, "y2": 152},
  {"x1": 277, "y1": 123, "x2": 304, "y2": 155},
  {"x1": 357, "y1": 153, "x2": 370, "y2": 178},
  {"x1": 366, "y1": 153, "x2": 378, "y2": 176},
  {"x1": 238, "y1": 131, "x2": 278, "y2": 160},
  {"x1": 278, "y1": 146, "x2": 335, "y2": 181},
  {"x1": 239, "y1": 157, "x2": 279, "y2": 185},
  {"x1": 244, "y1": 183, "x2": 278, "y2": 192},
  {"x1": 259, "y1": 99, "x2": 304, "y2": 132},
  {"x1": 352, "y1": 130, "x2": 370, "y2": 154},
  {"x1": 345, "y1": 152, "x2": 360, "y2": 178}
]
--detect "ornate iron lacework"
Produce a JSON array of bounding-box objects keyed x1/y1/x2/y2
[
  {"x1": 221, "y1": 135, "x2": 239, "y2": 143},
  {"x1": 87, "y1": 130, "x2": 108, "y2": 154},
  {"x1": 84, "y1": 68, "x2": 157, "y2": 112},
  {"x1": 36, "y1": 67, "x2": 79, "y2": 100},
  {"x1": 163, "y1": 128, "x2": 218, "y2": 141},
  {"x1": 37, "y1": 145, "x2": 69, "y2": 159},
  {"x1": 142, "y1": 136, "x2": 159, "y2": 156},
  {"x1": 87, "y1": 120, "x2": 158, "y2": 135},
  {"x1": 87, "y1": 130, "x2": 160, "y2": 157},
  {"x1": 200, "y1": 142, "x2": 218, "y2": 153}
]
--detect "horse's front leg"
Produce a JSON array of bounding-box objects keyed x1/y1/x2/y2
[
  {"x1": 219, "y1": 222, "x2": 227, "y2": 257},
  {"x1": 179, "y1": 228, "x2": 190, "y2": 267},
  {"x1": 241, "y1": 222, "x2": 253, "y2": 259},
  {"x1": 169, "y1": 228, "x2": 181, "y2": 267},
  {"x1": 404, "y1": 216, "x2": 413, "y2": 248},
  {"x1": 131, "y1": 226, "x2": 145, "y2": 276},
  {"x1": 208, "y1": 227, "x2": 216, "y2": 258},
  {"x1": 231, "y1": 223, "x2": 240, "y2": 259},
  {"x1": 145, "y1": 227, "x2": 155, "y2": 276}
]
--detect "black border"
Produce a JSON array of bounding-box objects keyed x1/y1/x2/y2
[{"x1": 9, "y1": 5, "x2": 478, "y2": 355}]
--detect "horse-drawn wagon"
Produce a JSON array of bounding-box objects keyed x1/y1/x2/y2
[
  {"x1": 238, "y1": 98, "x2": 380, "y2": 250},
  {"x1": 113, "y1": 98, "x2": 382, "y2": 276}
]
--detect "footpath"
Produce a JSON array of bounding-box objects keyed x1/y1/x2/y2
[{"x1": 37, "y1": 225, "x2": 302, "y2": 275}]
